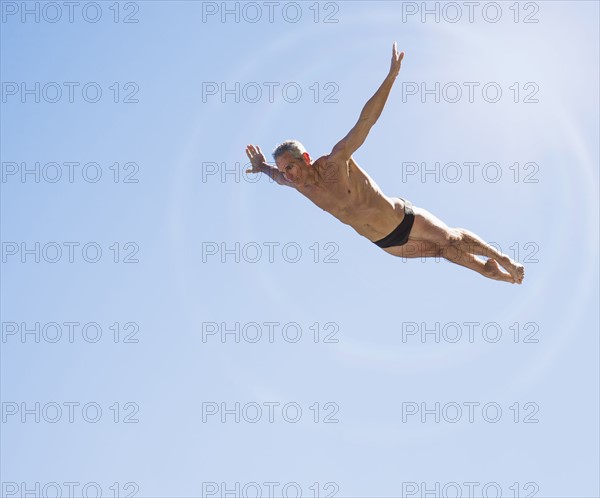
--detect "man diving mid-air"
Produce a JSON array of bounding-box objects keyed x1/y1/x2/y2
[{"x1": 245, "y1": 42, "x2": 525, "y2": 284}]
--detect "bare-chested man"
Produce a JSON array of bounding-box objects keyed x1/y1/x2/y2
[{"x1": 245, "y1": 42, "x2": 525, "y2": 284}]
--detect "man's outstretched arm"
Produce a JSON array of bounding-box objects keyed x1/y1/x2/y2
[
  {"x1": 245, "y1": 144, "x2": 296, "y2": 187},
  {"x1": 331, "y1": 42, "x2": 404, "y2": 160}
]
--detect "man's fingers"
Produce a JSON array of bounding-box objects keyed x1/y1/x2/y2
[{"x1": 246, "y1": 144, "x2": 265, "y2": 170}]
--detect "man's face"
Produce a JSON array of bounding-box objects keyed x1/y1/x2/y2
[{"x1": 275, "y1": 151, "x2": 311, "y2": 185}]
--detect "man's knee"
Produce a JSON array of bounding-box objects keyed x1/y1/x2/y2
[{"x1": 444, "y1": 228, "x2": 463, "y2": 246}]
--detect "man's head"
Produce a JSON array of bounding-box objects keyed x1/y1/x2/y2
[{"x1": 272, "y1": 140, "x2": 313, "y2": 186}]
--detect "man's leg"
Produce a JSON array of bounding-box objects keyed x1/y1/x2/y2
[
  {"x1": 399, "y1": 206, "x2": 524, "y2": 283},
  {"x1": 383, "y1": 242, "x2": 514, "y2": 282},
  {"x1": 447, "y1": 228, "x2": 524, "y2": 283},
  {"x1": 443, "y1": 248, "x2": 515, "y2": 283}
]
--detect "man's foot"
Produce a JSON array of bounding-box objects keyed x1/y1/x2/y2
[
  {"x1": 497, "y1": 257, "x2": 525, "y2": 284},
  {"x1": 484, "y1": 259, "x2": 515, "y2": 283}
]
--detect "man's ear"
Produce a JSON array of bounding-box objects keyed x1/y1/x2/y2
[{"x1": 303, "y1": 151, "x2": 311, "y2": 165}]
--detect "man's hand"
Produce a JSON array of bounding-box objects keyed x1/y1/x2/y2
[
  {"x1": 330, "y1": 43, "x2": 404, "y2": 160},
  {"x1": 245, "y1": 144, "x2": 267, "y2": 173},
  {"x1": 389, "y1": 41, "x2": 404, "y2": 79},
  {"x1": 244, "y1": 144, "x2": 294, "y2": 187}
]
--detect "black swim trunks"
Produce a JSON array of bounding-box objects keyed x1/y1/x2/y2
[{"x1": 373, "y1": 198, "x2": 415, "y2": 248}]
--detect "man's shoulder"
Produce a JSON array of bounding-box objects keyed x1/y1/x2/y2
[
  {"x1": 314, "y1": 152, "x2": 348, "y2": 169},
  {"x1": 312, "y1": 153, "x2": 351, "y2": 185}
]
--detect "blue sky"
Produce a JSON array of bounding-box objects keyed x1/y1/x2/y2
[{"x1": 1, "y1": 1, "x2": 598, "y2": 497}]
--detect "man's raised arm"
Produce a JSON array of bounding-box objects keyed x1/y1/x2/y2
[
  {"x1": 330, "y1": 42, "x2": 404, "y2": 160},
  {"x1": 245, "y1": 144, "x2": 295, "y2": 187}
]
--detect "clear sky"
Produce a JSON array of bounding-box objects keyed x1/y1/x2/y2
[{"x1": 1, "y1": 1, "x2": 598, "y2": 497}]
